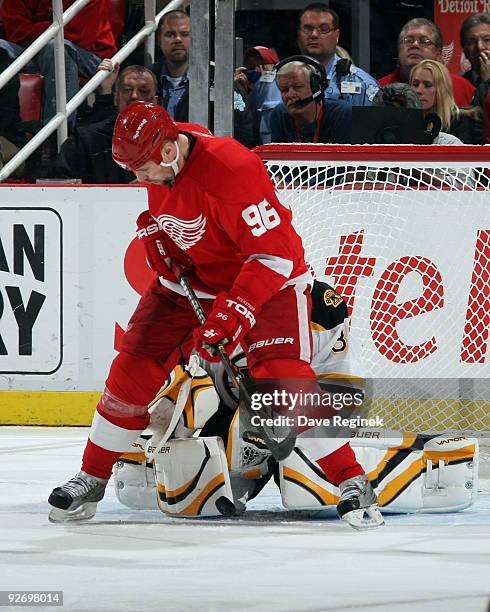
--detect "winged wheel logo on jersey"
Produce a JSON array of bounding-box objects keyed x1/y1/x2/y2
[{"x1": 155, "y1": 213, "x2": 206, "y2": 250}]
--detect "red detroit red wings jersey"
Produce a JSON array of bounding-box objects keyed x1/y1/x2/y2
[{"x1": 146, "y1": 132, "x2": 310, "y2": 309}]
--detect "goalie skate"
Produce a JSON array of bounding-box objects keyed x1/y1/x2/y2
[
  {"x1": 337, "y1": 474, "x2": 384, "y2": 530},
  {"x1": 48, "y1": 471, "x2": 108, "y2": 523}
]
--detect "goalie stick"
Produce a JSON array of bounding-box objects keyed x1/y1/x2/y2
[{"x1": 167, "y1": 258, "x2": 296, "y2": 462}]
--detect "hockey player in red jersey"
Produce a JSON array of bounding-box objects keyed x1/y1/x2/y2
[{"x1": 48, "y1": 102, "x2": 382, "y2": 528}]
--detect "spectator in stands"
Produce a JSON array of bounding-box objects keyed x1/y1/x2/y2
[
  {"x1": 0, "y1": 0, "x2": 116, "y2": 126},
  {"x1": 374, "y1": 83, "x2": 472, "y2": 187},
  {"x1": 461, "y1": 12, "x2": 490, "y2": 87},
  {"x1": 379, "y1": 18, "x2": 475, "y2": 109},
  {"x1": 149, "y1": 9, "x2": 190, "y2": 121},
  {"x1": 76, "y1": 58, "x2": 121, "y2": 126},
  {"x1": 460, "y1": 13, "x2": 490, "y2": 143},
  {"x1": 48, "y1": 65, "x2": 156, "y2": 183},
  {"x1": 410, "y1": 59, "x2": 483, "y2": 144},
  {"x1": 234, "y1": 45, "x2": 280, "y2": 144},
  {"x1": 297, "y1": 3, "x2": 379, "y2": 106},
  {"x1": 269, "y1": 57, "x2": 351, "y2": 143},
  {"x1": 149, "y1": 9, "x2": 256, "y2": 148}
]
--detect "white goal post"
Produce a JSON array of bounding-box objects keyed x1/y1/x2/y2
[{"x1": 255, "y1": 144, "x2": 490, "y2": 487}]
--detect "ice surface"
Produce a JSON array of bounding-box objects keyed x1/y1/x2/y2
[{"x1": 0, "y1": 427, "x2": 489, "y2": 612}]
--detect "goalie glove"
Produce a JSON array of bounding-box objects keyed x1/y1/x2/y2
[{"x1": 193, "y1": 292, "x2": 258, "y2": 362}]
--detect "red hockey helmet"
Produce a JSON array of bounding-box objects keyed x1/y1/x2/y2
[{"x1": 112, "y1": 102, "x2": 179, "y2": 171}]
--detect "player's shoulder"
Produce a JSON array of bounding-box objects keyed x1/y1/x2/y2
[
  {"x1": 193, "y1": 134, "x2": 267, "y2": 198},
  {"x1": 311, "y1": 280, "x2": 348, "y2": 330}
]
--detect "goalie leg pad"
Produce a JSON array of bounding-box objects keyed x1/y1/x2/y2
[
  {"x1": 280, "y1": 433, "x2": 479, "y2": 515},
  {"x1": 419, "y1": 435, "x2": 479, "y2": 512},
  {"x1": 113, "y1": 435, "x2": 158, "y2": 511},
  {"x1": 153, "y1": 436, "x2": 235, "y2": 517},
  {"x1": 148, "y1": 356, "x2": 220, "y2": 449},
  {"x1": 279, "y1": 447, "x2": 341, "y2": 510}
]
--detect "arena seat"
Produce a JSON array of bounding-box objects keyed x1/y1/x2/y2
[{"x1": 18, "y1": 73, "x2": 43, "y2": 122}]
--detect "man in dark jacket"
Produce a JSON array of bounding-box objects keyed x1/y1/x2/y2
[
  {"x1": 149, "y1": 9, "x2": 257, "y2": 147},
  {"x1": 149, "y1": 9, "x2": 190, "y2": 121},
  {"x1": 461, "y1": 13, "x2": 490, "y2": 87},
  {"x1": 48, "y1": 66, "x2": 157, "y2": 183},
  {"x1": 460, "y1": 13, "x2": 490, "y2": 143},
  {"x1": 270, "y1": 58, "x2": 351, "y2": 144}
]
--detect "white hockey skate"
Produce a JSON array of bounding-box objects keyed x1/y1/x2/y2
[
  {"x1": 48, "y1": 471, "x2": 108, "y2": 523},
  {"x1": 337, "y1": 474, "x2": 384, "y2": 530}
]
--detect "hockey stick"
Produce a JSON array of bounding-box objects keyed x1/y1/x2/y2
[{"x1": 168, "y1": 260, "x2": 296, "y2": 462}]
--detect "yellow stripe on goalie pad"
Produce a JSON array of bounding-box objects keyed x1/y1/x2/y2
[
  {"x1": 377, "y1": 458, "x2": 423, "y2": 507},
  {"x1": 149, "y1": 363, "x2": 217, "y2": 431},
  {"x1": 119, "y1": 452, "x2": 147, "y2": 463},
  {"x1": 282, "y1": 466, "x2": 340, "y2": 505},
  {"x1": 365, "y1": 435, "x2": 415, "y2": 481},
  {"x1": 423, "y1": 444, "x2": 476, "y2": 466},
  {"x1": 0, "y1": 391, "x2": 101, "y2": 425},
  {"x1": 165, "y1": 474, "x2": 226, "y2": 516}
]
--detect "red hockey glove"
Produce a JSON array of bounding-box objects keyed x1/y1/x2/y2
[
  {"x1": 136, "y1": 210, "x2": 171, "y2": 277},
  {"x1": 193, "y1": 292, "x2": 258, "y2": 362}
]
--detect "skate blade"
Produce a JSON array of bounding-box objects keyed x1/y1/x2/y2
[
  {"x1": 342, "y1": 505, "x2": 385, "y2": 531},
  {"x1": 48, "y1": 502, "x2": 98, "y2": 523}
]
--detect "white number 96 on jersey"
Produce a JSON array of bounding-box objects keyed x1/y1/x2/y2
[{"x1": 242, "y1": 199, "x2": 281, "y2": 237}]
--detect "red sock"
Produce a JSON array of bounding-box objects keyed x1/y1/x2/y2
[
  {"x1": 82, "y1": 439, "x2": 123, "y2": 480},
  {"x1": 316, "y1": 443, "x2": 364, "y2": 486}
]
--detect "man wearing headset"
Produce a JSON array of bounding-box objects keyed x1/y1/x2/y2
[{"x1": 269, "y1": 56, "x2": 351, "y2": 143}]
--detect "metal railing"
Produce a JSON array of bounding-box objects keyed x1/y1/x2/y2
[{"x1": 0, "y1": 0, "x2": 186, "y2": 183}]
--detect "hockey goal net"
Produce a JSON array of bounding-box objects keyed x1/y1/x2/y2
[{"x1": 255, "y1": 144, "x2": 490, "y2": 490}]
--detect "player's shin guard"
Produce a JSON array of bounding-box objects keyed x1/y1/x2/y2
[
  {"x1": 82, "y1": 396, "x2": 150, "y2": 480},
  {"x1": 80, "y1": 351, "x2": 168, "y2": 480}
]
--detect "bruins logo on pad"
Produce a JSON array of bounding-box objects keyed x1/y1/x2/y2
[{"x1": 323, "y1": 289, "x2": 343, "y2": 308}]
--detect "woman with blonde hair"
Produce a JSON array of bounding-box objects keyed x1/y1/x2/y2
[{"x1": 409, "y1": 58, "x2": 483, "y2": 144}]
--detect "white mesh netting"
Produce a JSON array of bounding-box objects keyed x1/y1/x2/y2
[{"x1": 257, "y1": 144, "x2": 490, "y2": 488}]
